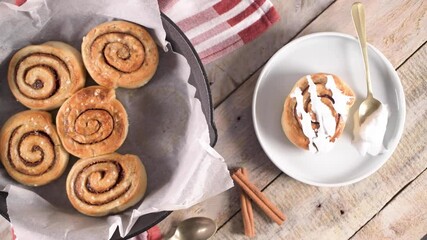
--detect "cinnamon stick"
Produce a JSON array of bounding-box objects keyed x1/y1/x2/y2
[
  {"x1": 239, "y1": 168, "x2": 255, "y2": 237},
  {"x1": 232, "y1": 169, "x2": 286, "y2": 225}
]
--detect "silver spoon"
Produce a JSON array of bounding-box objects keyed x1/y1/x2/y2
[
  {"x1": 351, "y1": 2, "x2": 381, "y2": 124},
  {"x1": 168, "y1": 217, "x2": 217, "y2": 240}
]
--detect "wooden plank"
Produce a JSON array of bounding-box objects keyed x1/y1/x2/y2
[
  {"x1": 297, "y1": 0, "x2": 427, "y2": 68},
  {"x1": 350, "y1": 169, "x2": 427, "y2": 240},
  {"x1": 158, "y1": 69, "x2": 280, "y2": 237},
  {"x1": 157, "y1": 0, "x2": 335, "y2": 234},
  {"x1": 208, "y1": 0, "x2": 427, "y2": 107},
  {"x1": 206, "y1": 0, "x2": 335, "y2": 106},
  {"x1": 212, "y1": 43, "x2": 427, "y2": 239},
  {"x1": 160, "y1": 0, "x2": 427, "y2": 236}
]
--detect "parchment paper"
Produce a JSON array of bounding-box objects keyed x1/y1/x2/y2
[{"x1": 0, "y1": 0, "x2": 234, "y2": 239}]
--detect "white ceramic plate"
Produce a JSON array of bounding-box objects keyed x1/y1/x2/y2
[{"x1": 253, "y1": 32, "x2": 405, "y2": 187}]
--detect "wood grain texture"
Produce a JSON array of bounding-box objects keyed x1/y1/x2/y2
[
  {"x1": 159, "y1": 0, "x2": 427, "y2": 236},
  {"x1": 212, "y1": 43, "x2": 427, "y2": 239},
  {"x1": 207, "y1": 0, "x2": 427, "y2": 107},
  {"x1": 158, "y1": 69, "x2": 281, "y2": 237},
  {"x1": 205, "y1": 0, "x2": 335, "y2": 106},
  {"x1": 350, "y1": 169, "x2": 427, "y2": 240},
  {"x1": 157, "y1": 1, "x2": 335, "y2": 234},
  {"x1": 298, "y1": 0, "x2": 427, "y2": 68}
]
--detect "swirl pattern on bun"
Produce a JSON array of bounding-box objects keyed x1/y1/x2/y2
[
  {"x1": 56, "y1": 86, "x2": 128, "y2": 158},
  {"x1": 282, "y1": 73, "x2": 355, "y2": 153},
  {"x1": 81, "y1": 21, "x2": 159, "y2": 89},
  {"x1": 0, "y1": 110, "x2": 69, "y2": 186},
  {"x1": 8, "y1": 41, "x2": 86, "y2": 110},
  {"x1": 66, "y1": 153, "x2": 147, "y2": 216}
]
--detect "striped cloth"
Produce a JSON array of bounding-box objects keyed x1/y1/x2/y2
[
  {"x1": 159, "y1": 0, "x2": 280, "y2": 64},
  {"x1": 14, "y1": 0, "x2": 280, "y2": 64}
]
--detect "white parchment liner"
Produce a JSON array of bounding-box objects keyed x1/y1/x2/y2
[{"x1": 0, "y1": 0, "x2": 234, "y2": 239}]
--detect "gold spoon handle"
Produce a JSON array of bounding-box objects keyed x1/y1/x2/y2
[{"x1": 352, "y1": 2, "x2": 373, "y2": 98}]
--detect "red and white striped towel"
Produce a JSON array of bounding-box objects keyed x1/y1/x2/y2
[
  {"x1": 159, "y1": 0, "x2": 280, "y2": 64},
  {"x1": 14, "y1": 0, "x2": 280, "y2": 64}
]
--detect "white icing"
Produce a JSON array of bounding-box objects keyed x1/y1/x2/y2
[
  {"x1": 325, "y1": 75, "x2": 352, "y2": 121},
  {"x1": 291, "y1": 87, "x2": 317, "y2": 152},
  {"x1": 306, "y1": 75, "x2": 336, "y2": 152},
  {"x1": 353, "y1": 103, "x2": 389, "y2": 156},
  {"x1": 291, "y1": 75, "x2": 352, "y2": 153}
]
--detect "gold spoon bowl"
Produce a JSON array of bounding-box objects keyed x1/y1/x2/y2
[{"x1": 168, "y1": 217, "x2": 217, "y2": 240}]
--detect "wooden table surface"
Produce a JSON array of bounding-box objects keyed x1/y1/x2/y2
[
  {"x1": 1, "y1": 0, "x2": 426, "y2": 239},
  {"x1": 157, "y1": 0, "x2": 427, "y2": 239}
]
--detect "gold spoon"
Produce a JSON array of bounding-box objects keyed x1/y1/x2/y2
[
  {"x1": 351, "y1": 2, "x2": 381, "y2": 124},
  {"x1": 168, "y1": 217, "x2": 217, "y2": 240}
]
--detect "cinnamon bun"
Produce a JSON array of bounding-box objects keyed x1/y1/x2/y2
[
  {"x1": 0, "y1": 110, "x2": 69, "y2": 186},
  {"x1": 66, "y1": 153, "x2": 147, "y2": 216},
  {"x1": 282, "y1": 73, "x2": 355, "y2": 153},
  {"x1": 56, "y1": 86, "x2": 128, "y2": 158},
  {"x1": 8, "y1": 41, "x2": 86, "y2": 110},
  {"x1": 81, "y1": 21, "x2": 159, "y2": 89}
]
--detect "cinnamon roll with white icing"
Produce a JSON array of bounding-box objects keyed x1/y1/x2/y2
[{"x1": 282, "y1": 73, "x2": 355, "y2": 153}]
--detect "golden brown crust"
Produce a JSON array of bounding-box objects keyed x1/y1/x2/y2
[
  {"x1": 56, "y1": 86, "x2": 128, "y2": 158},
  {"x1": 281, "y1": 73, "x2": 355, "y2": 151},
  {"x1": 66, "y1": 153, "x2": 147, "y2": 217},
  {"x1": 8, "y1": 41, "x2": 86, "y2": 110},
  {"x1": 81, "y1": 20, "x2": 159, "y2": 89},
  {"x1": 0, "y1": 110, "x2": 69, "y2": 186}
]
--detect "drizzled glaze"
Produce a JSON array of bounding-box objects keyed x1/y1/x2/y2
[{"x1": 291, "y1": 75, "x2": 352, "y2": 153}]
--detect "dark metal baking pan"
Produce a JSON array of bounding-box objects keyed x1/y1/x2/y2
[{"x1": 0, "y1": 13, "x2": 217, "y2": 240}]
